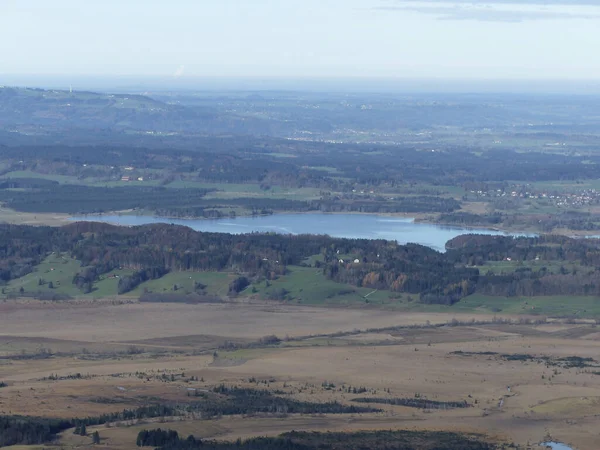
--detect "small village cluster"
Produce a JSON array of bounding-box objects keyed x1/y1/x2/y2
[{"x1": 469, "y1": 185, "x2": 600, "y2": 208}]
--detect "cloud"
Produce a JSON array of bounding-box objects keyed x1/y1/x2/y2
[
  {"x1": 173, "y1": 65, "x2": 185, "y2": 78},
  {"x1": 376, "y1": 5, "x2": 600, "y2": 22}
]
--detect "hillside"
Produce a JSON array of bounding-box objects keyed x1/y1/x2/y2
[
  {"x1": 2, "y1": 222, "x2": 600, "y2": 316},
  {"x1": 0, "y1": 86, "x2": 270, "y2": 134}
]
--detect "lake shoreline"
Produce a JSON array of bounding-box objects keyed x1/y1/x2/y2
[
  {"x1": 70, "y1": 209, "x2": 598, "y2": 238},
  {"x1": 71, "y1": 209, "x2": 547, "y2": 237},
  {"x1": 69, "y1": 212, "x2": 533, "y2": 252},
  {"x1": 0, "y1": 205, "x2": 592, "y2": 240}
]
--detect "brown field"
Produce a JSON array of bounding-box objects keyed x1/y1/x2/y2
[
  {"x1": 1, "y1": 300, "x2": 599, "y2": 449},
  {"x1": 0, "y1": 207, "x2": 70, "y2": 226}
]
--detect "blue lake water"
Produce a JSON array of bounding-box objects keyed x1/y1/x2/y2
[
  {"x1": 70, "y1": 213, "x2": 531, "y2": 252},
  {"x1": 540, "y1": 443, "x2": 573, "y2": 450}
]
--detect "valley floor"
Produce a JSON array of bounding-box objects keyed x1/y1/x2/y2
[{"x1": 0, "y1": 301, "x2": 598, "y2": 449}]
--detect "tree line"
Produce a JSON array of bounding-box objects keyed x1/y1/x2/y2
[
  {"x1": 4, "y1": 223, "x2": 600, "y2": 304},
  {"x1": 137, "y1": 429, "x2": 498, "y2": 450}
]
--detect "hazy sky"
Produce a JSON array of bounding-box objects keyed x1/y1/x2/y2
[{"x1": 1, "y1": 0, "x2": 599, "y2": 80}]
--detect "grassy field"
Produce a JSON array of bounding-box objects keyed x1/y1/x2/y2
[
  {"x1": 205, "y1": 187, "x2": 322, "y2": 201},
  {"x1": 88, "y1": 179, "x2": 164, "y2": 188},
  {"x1": 250, "y1": 266, "x2": 398, "y2": 306},
  {"x1": 4, "y1": 255, "x2": 141, "y2": 299},
  {"x1": 6, "y1": 255, "x2": 600, "y2": 319},
  {"x1": 0, "y1": 170, "x2": 164, "y2": 188},
  {"x1": 2, "y1": 300, "x2": 600, "y2": 448},
  {"x1": 304, "y1": 165, "x2": 342, "y2": 174},
  {"x1": 6, "y1": 254, "x2": 85, "y2": 297},
  {"x1": 3, "y1": 255, "x2": 233, "y2": 300},
  {"x1": 0, "y1": 171, "x2": 323, "y2": 201},
  {"x1": 455, "y1": 293, "x2": 600, "y2": 316},
  {"x1": 128, "y1": 271, "x2": 233, "y2": 297},
  {"x1": 0, "y1": 170, "x2": 82, "y2": 184},
  {"x1": 92, "y1": 268, "x2": 135, "y2": 296},
  {"x1": 4, "y1": 253, "x2": 398, "y2": 305},
  {"x1": 166, "y1": 180, "x2": 322, "y2": 201}
]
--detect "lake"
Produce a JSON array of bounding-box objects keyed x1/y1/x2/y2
[
  {"x1": 70, "y1": 213, "x2": 530, "y2": 252},
  {"x1": 540, "y1": 443, "x2": 573, "y2": 450}
]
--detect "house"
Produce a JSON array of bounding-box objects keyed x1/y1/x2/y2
[
  {"x1": 354, "y1": 259, "x2": 360, "y2": 264},
  {"x1": 137, "y1": 177, "x2": 144, "y2": 182}
]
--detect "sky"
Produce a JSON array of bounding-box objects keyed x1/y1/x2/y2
[{"x1": 1, "y1": 0, "x2": 599, "y2": 81}]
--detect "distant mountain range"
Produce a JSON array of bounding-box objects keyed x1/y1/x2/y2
[
  {"x1": 3, "y1": 86, "x2": 600, "y2": 150},
  {"x1": 0, "y1": 86, "x2": 273, "y2": 136}
]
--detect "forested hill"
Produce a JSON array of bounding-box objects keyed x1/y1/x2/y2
[
  {"x1": 0, "y1": 222, "x2": 472, "y2": 303},
  {"x1": 0, "y1": 87, "x2": 272, "y2": 134},
  {"x1": 446, "y1": 234, "x2": 600, "y2": 265},
  {"x1": 2, "y1": 223, "x2": 600, "y2": 305}
]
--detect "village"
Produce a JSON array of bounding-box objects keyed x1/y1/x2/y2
[{"x1": 468, "y1": 184, "x2": 600, "y2": 209}]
